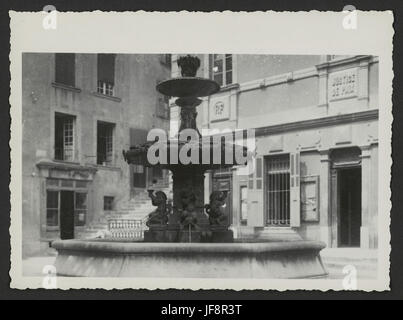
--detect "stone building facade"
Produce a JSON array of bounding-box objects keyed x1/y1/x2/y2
[
  {"x1": 170, "y1": 54, "x2": 379, "y2": 249},
  {"x1": 22, "y1": 53, "x2": 170, "y2": 257}
]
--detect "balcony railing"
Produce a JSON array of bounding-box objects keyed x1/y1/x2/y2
[{"x1": 108, "y1": 219, "x2": 145, "y2": 240}]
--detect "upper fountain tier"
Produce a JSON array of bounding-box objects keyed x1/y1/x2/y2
[
  {"x1": 122, "y1": 55, "x2": 250, "y2": 169},
  {"x1": 156, "y1": 55, "x2": 220, "y2": 98}
]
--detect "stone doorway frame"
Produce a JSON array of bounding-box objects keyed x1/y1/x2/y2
[{"x1": 329, "y1": 147, "x2": 362, "y2": 248}]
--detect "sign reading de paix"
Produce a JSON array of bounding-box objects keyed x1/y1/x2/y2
[{"x1": 328, "y1": 68, "x2": 358, "y2": 102}]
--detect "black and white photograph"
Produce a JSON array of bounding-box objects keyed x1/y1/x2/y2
[{"x1": 8, "y1": 10, "x2": 393, "y2": 292}]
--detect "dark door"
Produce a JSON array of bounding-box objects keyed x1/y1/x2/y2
[
  {"x1": 130, "y1": 128, "x2": 148, "y2": 189},
  {"x1": 60, "y1": 190, "x2": 75, "y2": 240},
  {"x1": 338, "y1": 168, "x2": 361, "y2": 247},
  {"x1": 212, "y1": 176, "x2": 232, "y2": 224}
]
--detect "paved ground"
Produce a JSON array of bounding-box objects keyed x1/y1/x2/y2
[
  {"x1": 320, "y1": 248, "x2": 378, "y2": 279},
  {"x1": 22, "y1": 256, "x2": 57, "y2": 277}
]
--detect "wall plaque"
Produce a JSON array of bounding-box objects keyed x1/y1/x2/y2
[
  {"x1": 328, "y1": 68, "x2": 358, "y2": 102},
  {"x1": 209, "y1": 96, "x2": 230, "y2": 122}
]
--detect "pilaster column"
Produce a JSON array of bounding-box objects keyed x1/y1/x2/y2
[
  {"x1": 358, "y1": 59, "x2": 370, "y2": 106},
  {"x1": 317, "y1": 65, "x2": 329, "y2": 110},
  {"x1": 360, "y1": 145, "x2": 371, "y2": 249},
  {"x1": 230, "y1": 167, "x2": 240, "y2": 228},
  {"x1": 319, "y1": 150, "x2": 331, "y2": 247}
]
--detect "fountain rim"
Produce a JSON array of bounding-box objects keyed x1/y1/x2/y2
[
  {"x1": 52, "y1": 239, "x2": 326, "y2": 254},
  {"x1": 156, "y1": 77, "x2": 220, "y2": 98}
]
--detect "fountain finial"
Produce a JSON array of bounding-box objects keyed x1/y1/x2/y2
[{"x1": 177, "y1": 55, "x2": 201, "y2": 77}]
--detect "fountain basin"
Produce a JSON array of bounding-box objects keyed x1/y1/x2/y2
[{"x1": 51, "y1": 240, "x2": 327, "y2": 279}]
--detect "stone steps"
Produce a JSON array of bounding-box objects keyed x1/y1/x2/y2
[{"x1": 81, "y1": 177, "x2": 171, "y2": 239}]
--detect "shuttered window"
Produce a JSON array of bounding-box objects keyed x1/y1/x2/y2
[
  {"x1": 290, "y1": 152, "x2": 301, "y2": 227},
  {"x1": 240, "y1": 186, "x2": 248, "y2": 225},
  {"x1": 266, "y1": 155, "x2": 291, "y2": 226},
  {"x1": 247, "y1": 156, "x2": 264, "y2": 227},
  {"x1": 55, "y1": 53, "x2": 75, "y2": 86},
  {"x1": 97, "y1": 54, "x2": 115, "y2": 96},
  {"x1": 265, "y1": 153, "x2": 301, "y2": 227}
]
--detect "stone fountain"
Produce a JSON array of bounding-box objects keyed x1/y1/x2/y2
[
  {"x1": 51, "y1": 55, "x2": 327, "y2": 279},
  {"x1": 123, "y1": 55, "x2": 245, "y2": 244}
]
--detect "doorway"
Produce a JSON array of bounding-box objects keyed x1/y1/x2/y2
[
  {"x1": 60, "y1": 190, "x2": 75, "y2": 240},
  {"x1": 212, "y1": 171, "x2": 233, "y2": 224},
  {"x1": 338, "y1": 168, "x2": 361, "y2": 247}
]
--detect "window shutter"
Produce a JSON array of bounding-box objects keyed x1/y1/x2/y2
[
  {"x1": 290, "y1": 152, "x2": 301, "y2": 227},
  {"x1": 55, "y1": 53, "x2": 75, "y2": 86},
  {"x1": 97, "y1": 54, "x2": 115, "y2": 84},
  {"x1": 247, "y1": 156, "x2": 264, "y2": 227}
]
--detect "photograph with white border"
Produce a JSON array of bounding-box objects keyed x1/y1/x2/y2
[{"x1": 9, "y1": 10, "x2": 393, "y2": 291}]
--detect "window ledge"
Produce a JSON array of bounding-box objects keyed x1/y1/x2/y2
[
  {"x1": 52, "y1": 159, "x2": 81, "y2": 166},
  {"x1": 95, "y1": 164, "x2": 121, "y2": 171},
  {"x1": 92, "y1": 92, "x2": 122, "y2": 102},
  {"x1": 217, "y1": 83, "x2": 240, "y2": 93},
  {"x1": 51, "y1": 82, "x2": 81, "y2": 93}
]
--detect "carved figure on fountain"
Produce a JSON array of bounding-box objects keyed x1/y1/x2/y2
[
  {"x1": 177, "y1": 55, "x2": 201, "y2": 77},
  {"x1": 178, "y1": 190, "x2": 200, "y2": 231},
  {"x1": 179, "y1": 107, "x2": 198, "y2": 132},
  {"x1": 146, "y1": 190, "x2": 171, "y2": 227},
  {"x1": 205, "y1": 191, "x2": 229, "y2": 227}
]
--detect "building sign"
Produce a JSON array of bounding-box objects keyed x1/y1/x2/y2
[
  {"x1": 213, "y1": 179, "x2": 231, "y2": 191},
  {"x1": 328, "y1": 68, "x2": 358, "y2": 102},
  {"x1": 209, "y1": 97, "x2": 230, "y2": 122}
]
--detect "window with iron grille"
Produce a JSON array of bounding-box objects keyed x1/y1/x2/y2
[
  {"x1": 97, "y1": 121, "x2": 114, "y2": 165},
  {"x1": 55, "y1": 53, "x2": 75, "y2": 87},
  {"x1": 54, "y1": 113, "x2": 75, "y2": 161},
  {"x1": 209, "y1": 54, "x2": 233, "y2": 86},
  {"x1": 97, "y1": 54, "x2": 115, "y2": 96},
  {"x1": 266, "y1": 155, "x2": 291, "y2": 226}
]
